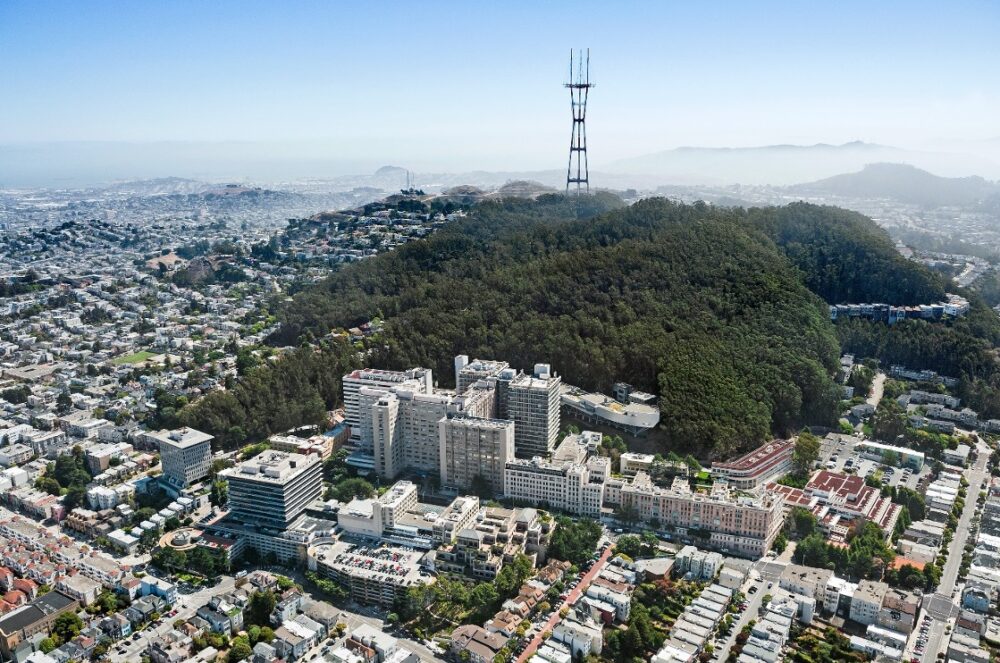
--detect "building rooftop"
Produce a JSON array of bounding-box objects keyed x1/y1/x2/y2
[
  {"x1": 222, "y1": 450, "x2": 318, "y2": 484},
  {"x1": 149, "y1": 427, "x2": 213, "y2": 449},
  {"x1": 0, "y1": 590, "x2": 77, "y2": 635}
]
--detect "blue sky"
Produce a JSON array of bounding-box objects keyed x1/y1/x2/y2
[{"x1": 1, "y1": 0, "x2": 998, "y2": 171}]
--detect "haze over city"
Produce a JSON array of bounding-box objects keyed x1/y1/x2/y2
[{"x1": 2, "y1": 1, "x2": 999, "y2": 185}]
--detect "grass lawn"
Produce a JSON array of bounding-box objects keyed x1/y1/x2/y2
[{"x1": 112, "y1": 350, "x2": 156, "y2": 365}]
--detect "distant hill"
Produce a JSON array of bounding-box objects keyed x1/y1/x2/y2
[
  {"x1": 496, "y1": 180, "x2": 557, "y2": 199},
  {"x1": 605, "y1": 142, "x2": 1000, "y2": 186},
  {"x1": 788, "y1": 163, "x2": 1000, "y2": 208}
]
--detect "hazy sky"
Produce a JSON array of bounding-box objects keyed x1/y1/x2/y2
[{"x1": 2, "y1": 0, "x2": 999, "y2": 173}]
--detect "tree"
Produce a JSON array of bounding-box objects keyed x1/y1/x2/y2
[
  {"x1": 56, "y1": 391, "x2": 73, "y2": 414},
  {"x1": 548, "y1": 517, "x2": 602, "y2": 564},
  {"x1": 792, "y1": 430, "x2": 821, "y2": 477},
  {"x1": 332, "y1": 477, "x2": 376, "y2": 502},
  {"x1": 615, "y1": 535, "x2": 643, "y2": 558},
  {"x1": 51, "y1": 612, "x2": 83, "y2": 645},
  {"x1": 249, "y1": 590, "x2": 277, "y2": 627},
  {"x1": 228, "y1": 638, "x2": 253, "y2": 662},
  {"x1": 871, "y1": 399, "x2": 906, "y2": 443},
  {"x1": 847, "y1": 365, "x2": 875, "y2": 398},
  {"x1": 39, "y1": 638, "x2": 56, "y2": 654},
  {"x1": 788, "y1": 506, "x2": 818, "y2": 539},
  {"x1": 210, "y1": 480, "x2": 228, "y2": 508}
]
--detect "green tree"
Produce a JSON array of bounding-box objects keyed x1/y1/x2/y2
[
  {"x1": 56, "y1": 391, "x2": 73, "y2": 414},
  {"x1": 248, "y1": 590, "x2": 277, "y2": 627},
  {"x1": 228, "y1": 638, "x2": 253, "y2": 662},
  {"x1": 332, "y1": 477, "x2": 376, "y2": 502},
  {"x1": 51, "y1": 612, "x2": 83, "y2": 645},
  {"x1": 210, "y1": 480, "x2": 228, "y2": 508},
  {"x1": 792, "y1": 430, "x2": 821, "y2": 477}
]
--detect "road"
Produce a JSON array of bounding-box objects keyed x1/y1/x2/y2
[
  {"x1": 109, "y1": 574, "x2": 237, "y2": 662},
  {"x1": 712, "y1": 573, "x2": 766, "y2": 662},
  {"x1": 516, "y1": 545, "x2": 614, "y2": 663},
  {"x1": 108, "y1": 569, "x2": 446, "y2": 663},
  {"x1": 867, "y1": 371, "x2": 886, "y2": 407},
  {"x1": 918, "y1": 437, "x2": 990, "y2": 663}
]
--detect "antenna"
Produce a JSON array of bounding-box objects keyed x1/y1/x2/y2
[{"x1": 565, "y1": 48, "x2": 594, "y2": 194}]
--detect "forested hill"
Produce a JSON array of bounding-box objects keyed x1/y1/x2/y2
[
  {"x1": 268, "y1": 196, "x2": 945, "y2": 459},
  {"x1": 749, "y1": 202, "x2": 946, "y2": 305}
]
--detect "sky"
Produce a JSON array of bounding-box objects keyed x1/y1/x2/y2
[{"x1": 1, "y1": 0, "x2": 999, "y2": 180}]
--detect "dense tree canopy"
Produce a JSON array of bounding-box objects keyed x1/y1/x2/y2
[
  {"x1": 838, "y1": 301, "x2": 1000, "y2": 418},
  {"x1": 273, "y1": 197, "x2": 892, "y2": 457},
  {"x1": 184, "y1": 195, "x2": 956, "y2": 459}
]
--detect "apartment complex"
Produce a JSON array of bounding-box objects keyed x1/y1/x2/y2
[
  {"x1": 439, "y1": 417, "x2": 514, "y2": 495},
  {"x1": 710, "y1": 439, "x2": 795, "y2": 490},
  {"x1": 620, "y1": 474, "x2": 785, "y2": 558},
  {"x1": 148, "y1": 428, "x2": 213, "y2": 489},
  {"x1": 221, "y1": 451, "x2": 323, "y2": 529},
  {"x1": 768, "y1": 470, "x2": 902, "y2": 543}
]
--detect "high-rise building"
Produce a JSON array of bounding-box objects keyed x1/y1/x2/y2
[
  {"x1": 342, "y1": 367, "x2": 433, "y2": 448},
  {"x1": 149, "y1": 427, "x2": 213, "y2": 489},
  {"x1": 350, "y1": 368, "x2": 498, "y2": 480},
  {"x1": 439, "y1": 417, "x2": 514, "y2": 495},
  {"x1": 455, "y1": 356, "x2": 509, "y2": 394},
  {"x1": 505, "y1": 364, "x2": 561, "y2": 458},
  {"x1": 221, "y1": 451, "x2": 323, "y2": 529}
]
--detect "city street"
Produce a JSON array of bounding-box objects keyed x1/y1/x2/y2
[
  {"x1": 109, "y1": 575, "x2": 237, "y2": 662},
  {"x1": 918, "y1": 437, "x2": 990, "y2": 663},
  {"x1": 516, "y1": 545, "x2": 614, "y2": 663},
  {"x1": 867, "y1": 371, "x2": 886, "y2": 408},
  {"x1": 712, "y1": 574, "x2": 766, "y2": 662}
]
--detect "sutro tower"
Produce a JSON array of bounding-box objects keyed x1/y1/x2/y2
[{"x1": 565, "y1": 49, "x2": 594, "y2": 194}]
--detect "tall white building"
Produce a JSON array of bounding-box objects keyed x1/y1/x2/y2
[
  {"x1": 438, "y1": 417, "x2": 514, "y2": 494},
  {"x1": 149, "y1": 427, "x2": 213, "y2": 489},
  {"x1": 504, "y1": 364, "x2": 561, "y2": 458},
  {"x1": 350, "y1": 368, "x2": 497, "y2": 480},
  {"x1": 221, "y1": 451, "x2": 323, "y2": 529},
  {"x1": 342, "y1": 367, "x2": 433, "y2": 448}
]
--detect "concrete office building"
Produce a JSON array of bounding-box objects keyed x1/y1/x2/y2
[
  {"x1": 342, "y1": 367, "x2": 433, "y2": 447},
  {"x1": 221, "y1": 451, "x2": 323, "y2": 529},
  {"x1": 349, "y1": 364, "x2": 498, "y2": 480},
  {"x1": 438, "y1": 417, "x2": 515, "y2": 495},
  {"x1": 337, "y1": 480, "x2": 420, "y2": 540},
  {"x1": 503, "y1": 364, "x2": 561, "y2": 459},
  {"x1": 149, "y1": 427, "x2": 213, "y2": 489}
]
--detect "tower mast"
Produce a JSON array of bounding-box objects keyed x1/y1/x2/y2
[{"x1": 565, "y1": 49, "x2": 594, "y2": 194}]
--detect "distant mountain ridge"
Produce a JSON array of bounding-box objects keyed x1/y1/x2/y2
[
  {"x1": 606, "y1": 141, "x2": 1000, "y2": 186},
  {"x1": 788, "y1": 163, "x2": 1000, "y2": 208}
]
